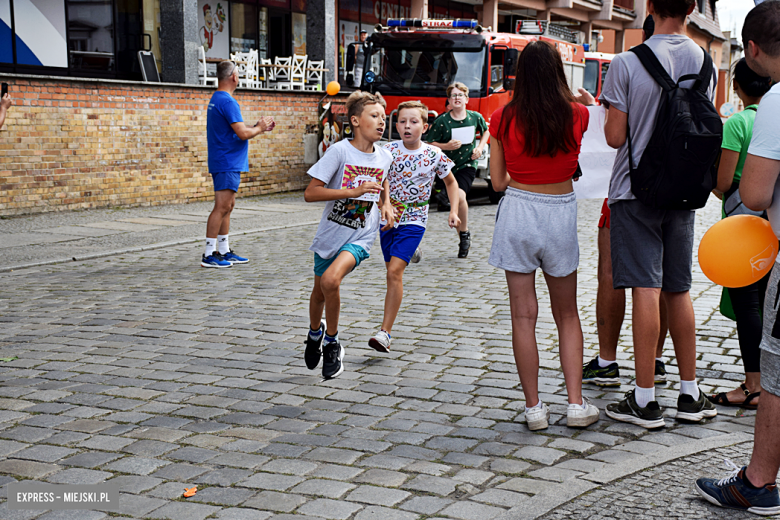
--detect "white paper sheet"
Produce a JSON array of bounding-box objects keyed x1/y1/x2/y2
[
  {"x1": 451, "y1": 126, "x2": 475, "y2": 145},
  {"x1": 573, "y1": 105, "x2": 616, "y2": 200}
]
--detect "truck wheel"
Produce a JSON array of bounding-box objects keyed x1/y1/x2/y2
[{"x1": 487, "y1": 178, "x2": 504, "y2": 204}]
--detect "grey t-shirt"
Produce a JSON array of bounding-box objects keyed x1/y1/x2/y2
[
  {"x1": 308, "y1": 139, "x2": 393, "y2": 259},
  {"x1": 599, "y1": 34, "x2": 717, "y2": 203}
]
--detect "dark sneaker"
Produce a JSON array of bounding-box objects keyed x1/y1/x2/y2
[
  {"x1": 695, "y1": 461, "x2": 780, "y2": 516},
  {"x1": 201, "y1": 253, "x2": 232, "y2": 268},
  {"x1": 676, "y1": 387, "x2": 717, "y2": 422},
  {"x1": 458, "y1": 231, "x2": 471, "y2": 258},
  {"x1": 582, "y1": 357, "x2": 620, "y2": 387},
  {"x1": 304, "y1": 323, "x2": 324, "y2": 370},
  {"x1": 322, "y1": 340, "x2": 344, "y2": 379},
  {"x1": 655, "y1": 359, "x2": 667, "y2": 383},
  {"x1": 605, "y1": 389, "x2": 665, "y2": 429},
  {"x1": 221, "y1": 250, "x2": 249, "y2": 264}
]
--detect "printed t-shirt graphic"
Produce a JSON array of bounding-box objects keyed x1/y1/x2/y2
[
  {"x1": 308, "y1": 140, "x2": 393, "y2": 259},
  {"x1": 383, "y1": 142, "x2": 453, "y2": 227}
]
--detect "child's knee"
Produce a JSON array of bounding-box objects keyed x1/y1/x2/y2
[
  {"x1": 387, "y1": 265, "x2": 405, "y2": 283},
  {"x1": 320, "y1": 272, "x2": 342, "y2": 293}
]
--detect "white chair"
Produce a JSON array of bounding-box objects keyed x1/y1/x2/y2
[
  {"x1": 305, "y1": 59, "x2": 324, "y2": 91},
  {"x1": 231, "y1": 50, "x2": 259, "y2": 89},
  {"x1": 258, "y1": 57, "x2": 273, "y2": 88},
  {"x1": 289, "y1": 54, "x2": 307, "y2": 90},
  {"x1": 274, "y1": 56, "x2": 291, "y2": 89},
  {"x1": 198, "y1": 46, "x2": 217, "y2": 86}
]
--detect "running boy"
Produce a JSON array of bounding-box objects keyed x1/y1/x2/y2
[
  {"x1": 368, "y1": 101, "x2": 461, "y2": 352},
  {"x1": 304, "y1": 91, "x2": 394, "y2": 379}
]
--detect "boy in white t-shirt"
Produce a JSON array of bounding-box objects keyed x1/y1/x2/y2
[
  {"x1": 368, "y1": 101, "x2": 461, "y2": 353},
  {"x1": 304, "y1": 91, "x2": 394, "y2": 379}
]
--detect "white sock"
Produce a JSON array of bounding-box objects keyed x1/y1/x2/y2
[
  {"x1": 597, "y1": 355, "x2": 615, "y2": 368},
  {"x1": 218, "y1": 234, "x2": 230, "y2": 254},
  {"x1": 634, "y1": 385, "x2": 655, "y2": 408},
  {"x1": 680, "y1": 380, "x2": 700, "y2": 399},
  {"x1": 525, "y1": 401, "x2": 543, "y2": 412},
  {"x1": 204, "y1": 238, "x2": 217, "y2": 257}
]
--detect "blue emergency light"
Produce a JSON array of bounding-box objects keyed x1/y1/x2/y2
[{"x1": 386, "y1": 18, "x2": 478, "y2": 29}]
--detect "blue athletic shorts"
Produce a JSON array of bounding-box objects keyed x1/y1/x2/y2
[
  {"x1": 314, "y1": 244, "x2": 369, "y2": 277},
  {"x1": 212, "y1": 171, "x2": 241, "y2": 192},
  {"x1": 380, "y1": 224, "x2": 425, "y2": 264}
]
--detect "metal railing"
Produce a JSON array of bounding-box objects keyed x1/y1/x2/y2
[{"x1": 516, "y1": 20, "x2": 578, "y2": 44}]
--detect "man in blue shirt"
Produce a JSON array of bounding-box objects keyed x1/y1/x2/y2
[{"x1": 202, "y1": 60, "x2": 275, "y2": 268}]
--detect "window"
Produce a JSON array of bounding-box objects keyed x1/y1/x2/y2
[
  {"x1": 490, "y1": 47, "x2": 505, "y2": 91},
  {"x1": 231, "y1": 2, "x2": 258, "y2": 53},
  {"x1": 67, "y1": 0, "x2": 115, "y2": 71},
  {"x1": 583, "y1": 59, "x2": 598, "y2": 97}
]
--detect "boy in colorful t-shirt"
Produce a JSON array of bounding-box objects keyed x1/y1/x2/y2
[{"x1": 368, "y1": 101, "x2": 461, "y2": 353}]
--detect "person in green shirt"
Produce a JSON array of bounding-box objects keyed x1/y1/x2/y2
[
  {"x1": 709, "y1": 58, "x2": 772, "y2": 411},
  {"x1": 428, "y1": 82, "x2": 489, "y2": 258}
]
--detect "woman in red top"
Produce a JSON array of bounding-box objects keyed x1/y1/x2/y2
[{"x1": 488, "y1": 40, "x2": 598, "y2": 431}]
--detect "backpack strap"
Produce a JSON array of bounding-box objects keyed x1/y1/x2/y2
[
  {"x1": 694, "y1": 47, "x2": 713, "y2": 94},
  {"x1": 629, "y1": 44, "x2": 676, "y2": 92}
]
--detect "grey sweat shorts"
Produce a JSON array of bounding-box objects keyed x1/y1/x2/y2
[
  {"x1": 609, "y1": 199, "x2": 695, "y2": 292},
  {"x1": 760, "y1": 262, "x2": 780, "y2": 396},
  {"x1": 489, "y1": 187, "x2": 578, "y2": 277}
]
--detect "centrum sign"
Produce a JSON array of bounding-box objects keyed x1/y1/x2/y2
[{"x1": 7, "y1": 483, "x2": 121, "y2": 511}]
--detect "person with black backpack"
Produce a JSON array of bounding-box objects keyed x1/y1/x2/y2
[{"x1": 599, "y1": 0, "x2": 720, "y2": 429}]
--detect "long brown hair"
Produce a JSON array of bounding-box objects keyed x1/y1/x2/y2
[{"x1": 498, "y1": 40, "x2": 577, "y2": 157}]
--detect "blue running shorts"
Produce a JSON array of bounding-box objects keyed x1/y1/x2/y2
[
  {"x1": 380, "y1": 224, "x2": 425, "y2": 264},
  {"x1": 314, "y1": 244, "x2": 369, "y2": 277},
  {"x1": 212, "y1": 171, "x2": 241, "y2": 192}
]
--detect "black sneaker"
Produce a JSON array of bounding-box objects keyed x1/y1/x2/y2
[
  {"x1": 582, "y1": 357, "x2": 620, "y2": 387},
  {"x1": 458, "y1": 231, "x2": 471, "y2": 258},
  {"x1": 322, "y1": 340, "x2": 344, "y2": 379},
  {"x1": 304, "y1": 323, "x2": 324, "y2": 370},
  {"x1": 605, "y1": 389, "x2": 665, "y2": 429},
  {"x1": 676, "y1": 387, "x2": 718, "y2": 422},
  {"x1": 655, "y1": 359, "x2": 667, "y2": 383}
]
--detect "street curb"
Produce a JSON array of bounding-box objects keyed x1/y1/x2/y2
[
  {"x1": 0, "y1": 220, "x2": 320, "y2": 273},
  {"x1": 495, "y1": 430, "x2": 753, "y2": 520}
]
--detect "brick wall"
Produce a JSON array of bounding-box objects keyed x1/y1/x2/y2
[{"x1": 0, "y1": 76, "x2": 324, "y2": 216}]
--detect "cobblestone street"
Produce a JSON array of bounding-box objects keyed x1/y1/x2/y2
[{"x1": 0, "y1": 194, "x2": 771, "y2": 519}]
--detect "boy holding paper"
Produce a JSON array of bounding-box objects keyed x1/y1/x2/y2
[
  {"x1": 303, "y1": 91, "x2": 394, "y2": 379},
  {"x1": 368, "y1": 101, "x2": 461, "y2": 353},
  {"x1": 428, "y1": 82, "x2": 489, "y2": 258}
]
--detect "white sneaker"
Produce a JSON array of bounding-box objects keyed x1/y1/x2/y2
[
  {"x1": 368, "y1": 330, "x2": 391, "y2": 353},
  {"x1": 410, "y1": 248, "x2": 423, "y2": 264},
  {"x1": 524, "y1": 402, "x2": 550, "y2": 431},
  {"x1": 567, "y1": 397, "x2": 600, "y2": 428}
]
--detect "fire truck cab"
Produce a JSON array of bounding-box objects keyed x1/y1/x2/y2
[
  {"x1": 583, "y1": 51, "x2": 615, "y2": 101},
  {"x1": 355, "y1": 18, "x2": 586, "y2": 199}
]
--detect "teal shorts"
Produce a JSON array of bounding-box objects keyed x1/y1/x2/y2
[{"x1": 314, "y1": 244, "x2": 369, "y2": 277}]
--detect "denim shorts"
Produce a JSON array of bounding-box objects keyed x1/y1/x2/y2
[
  {"x1": 609, "y1": 199, "x2": 695, "y2": 292},
  {"x1": 314, "y1": 244, "x2": 369, "y2": 277},
  {"x1": 380, "y1": 224, "x2": 425, "y2": 264},
  {"x1": 488, "y1": 187, "x2": 579, "y2": 277},
  {"x1": 212, "y1": 171, "x2": 241, "y2": 192}
]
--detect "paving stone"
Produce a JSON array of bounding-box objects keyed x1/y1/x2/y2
[
  {"x1": 189, "y1": 486, "x2": 256, "y2": 506},
  {"x1": 438, "y1": 500, "x2": 506, "y2": 520},
  {"x1": 471, "y1": 488, "x2": 528, "y2": 507},
  {"x1": 260, "y1": 459, "x2": 318, "y2": 476},
  {"x1": 514, "y1": 446, "x2": 567, "y2": 465},
  {"x1": 402, "y1": 475, "x2": 459, "y2": 496},
  {"x1": 196, "y1": 468, "x2": 255, "y2": 486},
  {"x1": 147, "y1": 501, "x2": 221, "y2": 520},
  {"x1": 353, "y1": 468, "x2": 408, "y2": 487},
  {"x1": 548, "y1": 438, "x2": 595, "y2": 453},
  {"x1": 214, "y1": 508, "x2": 272, "y2": 520},
  {"x1": 296, "y1": 498, "x2": 363, "y2": 519},
  {"x1": 0, "y1": 459, "x2": 60, "y2": 478},
  {"x1": 242, "y1": 490, "x2": 307, "y2": 512},
  {"x1": 103, "y1": 457, "x2": 170, "y2": 475},
  {"x1": 346, "y1": 485, "x2": 411, "y2": 506},
  {"x1": 238, "y1": 473, "x2": 305, "y2": 491},
  {"x1": 106, "y1": 475, "x2": 164, "y2": 494},
  {"x1": 60, "y1": 451, "x2": 121, "y2": 469},
  {"x1": 453, "y1": 469, "x2": 494, "y2": 485},
  {"x1": 47, "y1": 468, "x2": 113, "y2": 485},
  {"x1": 291, "y1": 478, "x2": 356, "y2": 498},
  {"x1": 150, "y1": 463, "x2": 209, "y2": 481},
  {"x1": 209, "y1": 453, "x2": 269, "y2": 469},
  {"x1": 490, "y1": 459, "x2": 531, "y2": 475},
  {"x1": 400, "y1": 496, "x2": 454, "y2": 515},
  {"x1": 354, "y1": 506, "x2": 419, "y2": 520}
]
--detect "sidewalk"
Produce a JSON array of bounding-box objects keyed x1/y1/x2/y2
[
  {"x1": 0, "y1": 195, "x2": 771, "y2": 520},
  {"x1": 0, "y1": 193, "x2": 322, "y2": 272}
]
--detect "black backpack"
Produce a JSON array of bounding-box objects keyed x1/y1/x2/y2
[{"x1": 627, "y1": 44, "x2": 723, "y2": 210}]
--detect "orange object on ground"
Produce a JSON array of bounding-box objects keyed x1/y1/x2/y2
[
  {"x1": 699, "y1": 215, "x2": 778, "y2": 288},
  {"x1": 183, "y1": 487, "x2": 197, "y2": 498}
]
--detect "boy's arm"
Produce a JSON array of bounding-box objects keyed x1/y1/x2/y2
[
  {"x1": 471, "y1": 125, "x2": 490, "y2": 160},
  {"x1": 442, "y1": 173, "x2": 461, "y2": 229},
  {"x1": 304, "y1": 177, "x2": 382, "y2": 202},
  {"x1": 379, "y1": 178, "x2": 394, "y2": 231}
]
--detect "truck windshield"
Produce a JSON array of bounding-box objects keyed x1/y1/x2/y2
[
  {"x1": 583, "y1": 60, "x2": 599, "y2": 97},
  {"x1": 365, "y1": 47, "x2": 486, "y2": 96}
]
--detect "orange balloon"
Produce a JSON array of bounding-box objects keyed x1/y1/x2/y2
[
  {"x1": 326, "y1": 81, "x2": 341, "y2": 96},
  {"x1": 699, "y1": 215, "x2": 778, "y2": 288}
]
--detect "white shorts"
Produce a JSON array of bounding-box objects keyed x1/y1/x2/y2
[{"x1": 488, "y1": 187, "x2": 579, "y2": 277}]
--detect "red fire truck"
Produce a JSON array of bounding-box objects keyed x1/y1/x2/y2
[
  {"x1": 352, "y1": 18, "x2": 587, "y2": 199},
  {"x1": 583, "y1": 51, "x2": 615, "y2": 101}
]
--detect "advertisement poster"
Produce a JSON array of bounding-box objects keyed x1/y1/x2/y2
[
  {"x1": 198, "y1": 0, "x2": 229, "y2": 59},
  {"x1": 8, "y1": 0, "x2": 67, "y2": 67},
  {"x1": 292, "y1": 13, "x2": 306, "y2": 56}
]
